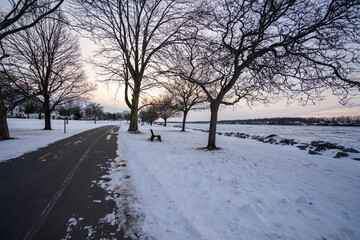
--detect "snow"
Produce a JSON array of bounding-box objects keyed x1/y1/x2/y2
[
  {"x1": 84, "y1": 226, "x2": 95, "y2": 238},
  {"x1": 63, "y1": 217, "x2": 83, "y2": 240},
  {"x1": 99, "y1": 212, "x2": 117, "y2": 226},
  {"x1": 1, "y1": 118, "x2": 360, "y2": 239},
  {"x1": 0, "y1": 118, "x2": 119, "y2": 162},
  {"x1": 115, "y1": 124, "x2": 360, "y2": 240}
]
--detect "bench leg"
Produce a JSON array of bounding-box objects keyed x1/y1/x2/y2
[{"x1": 159, "y1": 136, "x2": 161, "y2": 142}]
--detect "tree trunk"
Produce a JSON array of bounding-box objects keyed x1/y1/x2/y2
[
  {"x1": 0, "y1": 112, "x2": 10, "y2": 140},
  {"x1": 206, "y1": 102, "x2": 220, "y2": 150},
  {"x1": 43, "y1": 94, "x2": 52, "y2": 130},
  {"x1": 164, "y1": 117, "x2": 167, "y2": 127},
  {"x1": 128, "y1": 85, "x2": 140, "y2": 132},
  {"x1": 181, "y1": 110, "x2": 188, "y2": 131},
  {"x1": 0, "y1": 94, "x2": 10, "y2": 140}
]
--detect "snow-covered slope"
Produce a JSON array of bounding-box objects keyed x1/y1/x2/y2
[{"x1": 117, "y1": 124, "x2": 360, "y2": 240}]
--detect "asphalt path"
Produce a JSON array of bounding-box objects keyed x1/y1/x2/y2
[{"x1": 0, "y1": 125, "x2": 132, "y2": 240}]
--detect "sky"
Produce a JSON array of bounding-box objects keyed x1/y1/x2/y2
[
  {"x1": 1, "y1": 1, "x2": 359, "y2": 121},
  {"x1": 80, "y1": 37, "x2": 360, "y2": 121}
]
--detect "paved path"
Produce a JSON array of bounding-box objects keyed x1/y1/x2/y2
[{"x1": 0, "y1": 125, "x2": 132, "y2": 240}]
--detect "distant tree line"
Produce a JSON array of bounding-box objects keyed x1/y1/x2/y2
[
  {"x1": 58, "y1": 101, "x2": 130, "y2": 122},
  {"x1": 9, "y1": 98, "x2": 131, "y2": 122},
  {"x1": 218, "y1": 116, "x2": 360, "y2": 126}
]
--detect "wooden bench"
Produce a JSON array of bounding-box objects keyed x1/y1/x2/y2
[{"x1": 150, "y1": 129, "x2": 161, "y2": 142}]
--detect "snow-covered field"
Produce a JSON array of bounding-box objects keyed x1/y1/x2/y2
[
  {"x1": 115, "y1": 124, "x2": 360, "y2": 240},
  {"x1": 0, "y1": 118, "x2": 119, "y2": 161}
]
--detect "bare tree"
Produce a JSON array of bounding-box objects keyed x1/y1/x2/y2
[
  {"x1": 139, "y1": 105, "x2": 159, "y2": 126},
  {"x1": 24, "y1": 98, "x2": 43, "y2": 119},
  {"x1": 85, "y1": 102, "x2": 104, "y2": 124},
  {"x1": 57, "y1": 100, "x2": 85, "y2": 120},
  {"x1": 152, "y1": 95, "x2": 179, "y2": 127},
  {"x1": 161, "y1": 78, "x2": 206, "y2": 131},
  {"x1": 2, "y1": 12, "x2": 95, "y2": 130},
  {"x1": 73, "y1": 0, "x2": 192, "y2": 132},
  {"x1": 0, "y1": 71, "x2": 40, "y2": 139},
  {"x1": 0, "y1": 0, "x2": 65, "y2": 140},
  {"x1": 162, "y1": 0, "x2": 360, "y2": 150},
  {"x1": 122, "y1": 110, "x2": 131, "y2": 122}
]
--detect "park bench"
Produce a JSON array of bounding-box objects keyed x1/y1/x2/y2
[{"x1": 150, "y1": 129, "x2": 161, "y2": 142}]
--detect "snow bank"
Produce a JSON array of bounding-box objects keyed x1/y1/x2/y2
[
  {"x1": 117, "y1": 124, "x2": 360, "y2": 240},
  {"x1": 0, "y1": 118, "x2": 119, "y2": 162}
]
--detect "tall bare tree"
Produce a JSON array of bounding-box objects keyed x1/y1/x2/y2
[
  {"x1": 0, "y1": 0, "x2": 65, "y2": 140},
  {"x1": 73, "y1": 0, "x2": 192, "y2": 132},
  {"x1": 2, "y1": 12, "x2": 95, "y2": 130},
  {"x1": 163, "y1": 0, "x2": 360, "y2": 150}
]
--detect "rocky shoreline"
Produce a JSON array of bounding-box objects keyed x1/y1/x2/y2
[{"x1": 190, "y1": 128, "x2": 360, "y2": 161}]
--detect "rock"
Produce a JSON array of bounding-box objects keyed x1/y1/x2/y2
[
  {"x1": 297, "y1": 144, "x2": 308, "y2": 150},
  {"x1": 266, "y1": 138, "x2": 278, "y2": 144},
  {"x1": 342, "y1": 148, "x2": 360, "y2": 153},
  {"x1": 352, "y1": 158, "x2": 360, "y2": 161},
  {"x1": 308, "y1": 150, "x2": 321, "y2": 155},
  {"x1": 315, "y1": 146, "x2": 326, "y2": 151},
  {"x1": 334, "y1": 152, "x2": 349, "y2": 158},
  {"x1": 280, "y1": 139, "x2": 298, "y2": 145},
  {"x1": 337, "y1": 146, "x2": 345, "y2": 150},
  {"x1": 311, "y1": 141, "x2": 343, "y2": 151},
  {"x1": 235, "y1": 133, "x2": 249, "y2": 139},
  {"x1": 325, "y1": 142, "x2": 339, "y2": 149},
  {"x1": 265, "y1": 134, "x2": 277, "y2": 139},
  {"x1": 311, "y1": 141, "x2": 326, "y2": 147}
]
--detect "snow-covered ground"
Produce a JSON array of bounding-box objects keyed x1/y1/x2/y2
[
  {"x1": 115, "y1": 124, "x2": 360, "y2": 240},
  {"x1": 1, "y1": 119, "x2": 360, "y2": 239},
  {"x1": 0, "y1": 118, "x2": 119, "y2": 161}
]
